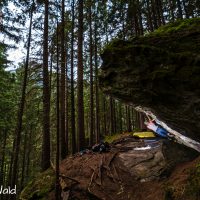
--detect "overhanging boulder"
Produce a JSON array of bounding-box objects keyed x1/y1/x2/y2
[{"x1": 99, "y1": 18, "x2": 200, "y2": 141}]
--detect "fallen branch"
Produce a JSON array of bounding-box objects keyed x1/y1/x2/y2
[{"x1": 135, "y1": 106, "x2": 200, "y2": 153}]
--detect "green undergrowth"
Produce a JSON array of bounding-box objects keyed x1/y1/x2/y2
[{"x1": 20, "y1": 168, "x2": 55, "y2": 200}]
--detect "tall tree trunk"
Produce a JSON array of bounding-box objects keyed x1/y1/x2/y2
[
  {"x1": 20, "y1": 131, "x2": 28, "y2": 191},
  {"x1": 109, "y1": 97, "x2": 114, "y2": 135},
  {"x1": 0, "y1": 130, "x2": 7, "y2": 189},
  {"x1": 158, "y1": 0, "x2": 165, "y2": 25},
  {"x1": 77, "y1": 0, "x2": 85, "y2": 151},
  {"x1": 70, "y1": 0, "x2": 76, "y2": 154},
  {"x1": 131, "y1": 1, "x2": 140, "y2": 35},
  {"x1": 8, "y1": 140, "x2": 15, "y2": 188},
  {"x1": 11, "y1": 3, "x2": 33, "y2": 189},
  {"x1": 103, "y1": 96, "x2": 107, "y2": 136},
  {"x1": 94, "y1": 13, "x2": 100, "y2": 143},
  {"x1": 151, "y1": 0, "x2": 158, "y2": 29},
  {"x1": 121, "y1": 2, "x2": 126, "y2": 39},
  {"x1": 25, "y1": 127, "x2": 32, "y2": 182},
  {"x1": 55, "y1": 17, "x2": 60, "y2": 199},
  {"x1": 65, "y1": 50, "x2": 69, "y2": 155},
  {"x1": 126, "y1": 106, "x2": 131, "y2": 132},
  {"x1": 60, "y1": 0, "x2": 67, "y2": 160},
  {"x1": 169, "y1": 0, "x2": 175, "y2": 22},
  {"x1": 119, "y1": 103, "x2": 123, "y2": 133},
  {"x1": 49, "y1": 53, "x2": 53, "y2": 93},
  {"x1": 139, "y1": 113, "x2": 146, "y2": 130},
  {"x1": 176, "y1": 0, "x2": 183, "y2": 19},
  {"x1": 182, "y1": 0, "x2": 189, "y2": 18},
  {"x1": 41, "y1": 0, "x2": 51, "y2": 171},
  {"x1": 113, "y1": 100, "x2": 117, "y2": 133},
  {"x1": 155, "y1": 0, "x2": 162, "y2": 26},
  {"x1": 135, "y1": 112, "x2": 140, "y2": 130},
  {"x1": 146, "y1": 0, "x2": 154, "y2": 31},
  {"x1": 128, "y1": 106, "x2": 132, "y2": 132},
  {"x1": 136, "y1": 0, "x2": 144, "y2": 35},
  {"x1": 131, "y1": 108, "x2": 135, "y2": 130},
  {"x1": 187, "y1": 1, "x2": 194, "y2": 17},
  {"x1": 89, "y1": 0, "x2": 94, "y2": 146},
  {"x1": 4, "y1": 164, "x2": 7, "y2": 187}
]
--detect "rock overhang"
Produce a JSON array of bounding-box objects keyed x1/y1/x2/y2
[{"x1": 99, "y1": 18, "x2": 200, "y2": 140}]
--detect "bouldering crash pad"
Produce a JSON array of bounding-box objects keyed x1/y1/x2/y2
[{"x1": 133, "y1": 131, "x2": 156, "y2": 138}]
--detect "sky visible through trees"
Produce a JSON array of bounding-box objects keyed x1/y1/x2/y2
[{"x1": 0, "y1": 3, "x2": 24, "y2": 68}]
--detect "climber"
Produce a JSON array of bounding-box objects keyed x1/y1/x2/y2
[{"x1": 145, "y1": 120, "x2": 168, "y2": 138}]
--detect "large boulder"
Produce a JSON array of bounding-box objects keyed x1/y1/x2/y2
[
  {"x1": 58, "y1": 137, "x2": 197, "y2": 200},
  {"x1": 19, "y1": 135, "x2": 199, "y2": 200},
  {"x1": 99, "y1": 18, "x2": 200, "y2": 140}
]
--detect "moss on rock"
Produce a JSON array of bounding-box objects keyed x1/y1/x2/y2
[
  {"x1": 151, "y1": 18, "x2": 200, "y2": 35},
  {"x1": 133, "y1": 18, "x2": 200, "y2": 54},
  {"x1": 20, "y1": 168, "x2": 55, "y2": 200}
]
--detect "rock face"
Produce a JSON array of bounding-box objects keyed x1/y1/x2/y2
[
  {"x1": 99, "y1": 18, "x2": 200, "y2": 140},
  {"x1": 114, "y1": 139, "x2": 166, "y2": 182},
  {"x1": 19, "y1": 135, "x2": 199, "y2": 200},
  {"x1": 57, "y1": 137, "x2": 197, "y2": 200}
]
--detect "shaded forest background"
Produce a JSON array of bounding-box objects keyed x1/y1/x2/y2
[{"x1": 0, "y1": 0, "x2": 200, "y2": 198}]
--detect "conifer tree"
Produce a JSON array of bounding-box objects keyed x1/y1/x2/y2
[
  {"x1": 77, "y1": 0, "x2": 85, "y2": 151},
  {"x1": 41, "y1": 0, "x2": 51, "y2": 171}
]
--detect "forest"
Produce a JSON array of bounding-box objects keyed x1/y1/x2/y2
[{"x1": 0, "y1": 0, "x2": 200, "y2": 200}]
